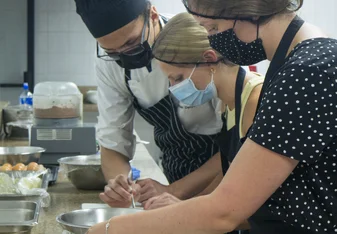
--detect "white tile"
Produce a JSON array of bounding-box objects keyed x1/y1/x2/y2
[
  {"x1": 35, "y1": 12, "x2": 48, "y2": 32},
  {"x1": 0, "y1": 11, "x2": 5, "y2": 32},
  {"x1": 68, "y1": 13, "x2": 88, "y2": 32},
  {"x1": 35, "y1": 0, "x2": 48, "y2": 12},
  {"x1": 47, "y1": 54, "x2": 69, "y2": 74},
  {"x1": 85, "y1": 36, "x2": 97, "y2": 54},
  {"x1": 35, "y1": 54, "x2": 48, "y2": 74},
  {"x1": 0, "y1": 34, "x2": 5, "y2": 53},
  {"x1": 67, "y1": 54, "x2": 93, "y2": 74},
  {"x1": 35, "y1": 73, "x2": 48, "y2": 84},
  {"x1": 0, "y1": 54, "x2": 5, "y2": 80},
  {"x1": 5, "y1": 32, "x2": 27, "y2": 56},
  {"x1": 69, "y1": 0, "x2": 77, "y2": 11},
  {"x1": 2, "y1": 11, "x2": 26, "y2": 34},
  {"x1": 48, "y1": 32, "x2": 69, "y2": 54},
  {"x1": 70, "y1": 74, "x2": 96, "y2": 86},
  {"x1": 48, "y1": 12, "x2": 70, "y2": 32},
  {"x1": 0, "y1": 0, "x2": 26, "y2": 11},
  {"x1": 35, "y1": 33, "x2": 48, "y2": 53},
  {"x1": 3, "y1": 53, "x2": 26, "y2": 83},
  {"x1": 45, "y1": 74, "x2": 73, "y2": 83},
  {"x1": 47, "y1": 0, "x2": 70, "y2": 12},
  {"x1": 68, "y1": 32, "x2": 96, "y2": 54}
]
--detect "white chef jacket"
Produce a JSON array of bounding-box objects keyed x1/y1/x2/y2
[{"x1": 96, "y1": 15, "x2": 223, "y2": 159}]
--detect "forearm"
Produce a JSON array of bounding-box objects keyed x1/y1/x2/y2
[
  {"x1": 169, "y1": 152, "x2": 221, "y2": 200},
  {"x1": 101, "y1": 146, "x2": 131, "y2": 181},
  {"x1": 196, "y1": 173, "x2": 250, "y2": 231},
  {"x1": 196, "y1": 171, "x2": 223, "y2": 196},
  {"x1": 109, "y1": 194, "x2": 236, "y2": 234}
]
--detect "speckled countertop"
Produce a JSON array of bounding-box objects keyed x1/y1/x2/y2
[
  {"x1": 0, "y1": 137, "x2": 168, "y2": 234},
  {"x1": 33, "y1": 176, "x2": 103, "y2": 234},
  {"x1": 0, "y1": 138, "x2": 103, "y2": 234}
]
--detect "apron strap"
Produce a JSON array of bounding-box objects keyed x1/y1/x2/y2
[
  {"x1": 235, "y1": 67, "x2": 246, "y2": 129},
  {"x1": 256, "y1": 15, "x2": 305, "y2": 112}
]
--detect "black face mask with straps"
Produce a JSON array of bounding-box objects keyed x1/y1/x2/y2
[
  {"x1": 115, "y1": 41, "x2": 152, "y2": 70},
  {"x1": 208, "y1": 20, "x2": 267, "y2": 66}
]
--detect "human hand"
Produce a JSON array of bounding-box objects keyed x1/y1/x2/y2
[
  {"x1": 137, "y1": 178, "x2": 170, "y2": 203},
  {"x1": 143, "y1": 192, "x2": 181, "y2": 210},
  {"x1": 99, "y1": 174, "x2": 141, "y2": 208}
]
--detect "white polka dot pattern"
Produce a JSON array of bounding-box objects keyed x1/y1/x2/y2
[
  {"x1": 249, "y1": 38, "x2": 337, "y2": 233},
  {"x1": 208, "y1": 28, "x2": 267, "y2": 65}
]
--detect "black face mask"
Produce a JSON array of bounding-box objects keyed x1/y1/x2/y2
[
  {"x1": 208, "y1": 21, "x2": 267, "y2": 66},
  {"x1": 115, "y1": 41, "x2": 152, "y2": 70}
]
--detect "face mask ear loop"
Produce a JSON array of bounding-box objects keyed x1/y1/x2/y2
[
  {"x1": 188, "y1": 65, "x2": 198, "y2": 80},
  {"x1": 231, "y1": 19, "x2": 241, "y2": 62},
  {"x1": 256, "y1": 20, "x2": 260, "y2": 40},
  {"x1": 232, "y1": 19, "x2": 238, "y2": 37},
  {"x1": 210, "y1": 68, "x2": 216, "y2": 82}
]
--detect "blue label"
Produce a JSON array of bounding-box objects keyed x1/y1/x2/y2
[
  {"x1": 26, "y1": 97, "x2": 33, "y2": 105},
  {"x1": 131, "y1": 167, "x2": 141, "y2": 180}
]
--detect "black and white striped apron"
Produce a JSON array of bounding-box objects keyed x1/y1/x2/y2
[{"x1": 124, "y1": 69, "x2": 219, "y2": 183}]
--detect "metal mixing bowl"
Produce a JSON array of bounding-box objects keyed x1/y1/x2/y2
[
  {"x1": 56, "y1": 208, "x2": 143, "y2": 234},
  {"x1": 57, "y1": 155, "x2": 106, "y2": 190},
  {"x1": 0, "y1": 147, "x2": 45, "y2": 165}
]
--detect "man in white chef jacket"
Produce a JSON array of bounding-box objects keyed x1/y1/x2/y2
[{"x1": 74, "y1": 0, "x2": 223, "y2": 207}]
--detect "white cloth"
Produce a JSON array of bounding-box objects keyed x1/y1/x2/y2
[{"x1": 96, "y1": 16, "x2": 223, "y2": 159}]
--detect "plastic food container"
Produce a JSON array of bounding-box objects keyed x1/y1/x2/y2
[{"x1": 33, "y1": 82, "x2": 83, "y2": 122}]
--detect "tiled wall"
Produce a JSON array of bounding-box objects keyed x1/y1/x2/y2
[
  {"x1": 0, "y1": 0, "x2": 27, "y2": 104},
  {"x1": 35, "y1": 0, "x2": 96, "y2": 86},
  {"x1": 36, "y1": 0, "x2": 186, "y2": 86},
  {"x1": 1, "y1": 0, "x2": 337, "y2": 104}
]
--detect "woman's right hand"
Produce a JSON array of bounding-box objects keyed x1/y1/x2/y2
[
  {"x1": 99, "y1": 174, "x2": 141, "y2": 208},
  {"x1": 143, "y1": 192, "x2": 181, "y2": 210}
]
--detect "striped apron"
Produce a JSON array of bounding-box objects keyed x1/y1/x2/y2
[{"x1": 124, "y1": 69, "x2": 219, "y2": 183}]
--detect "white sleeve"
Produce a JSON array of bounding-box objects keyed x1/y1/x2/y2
[{"x1": 95, "y1": 59, "x2": 136, "y2": 159}]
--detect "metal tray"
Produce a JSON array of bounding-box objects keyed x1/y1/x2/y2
[
  {"x1": 0, "y1": 200, "x2": 40, "y2": 233},
  {"x1": 0, "y1": 171, "x2": 49, "y2": 200}
]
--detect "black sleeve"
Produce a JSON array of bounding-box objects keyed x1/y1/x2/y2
[{"x1": 248, "y1": 66, "x2": 337, "y2": 164}]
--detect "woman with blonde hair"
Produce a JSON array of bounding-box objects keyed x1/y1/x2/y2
[{"x1": 85, "y1": 0, "x2": 336, "y2": 233}]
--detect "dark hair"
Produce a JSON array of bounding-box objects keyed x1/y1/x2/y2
[
  {"x1": 185, "y1": 0, "x2": 304, "y2": 23},
  {"x1": 141, "y1": 1, "x2": 152, "y2": 18}
]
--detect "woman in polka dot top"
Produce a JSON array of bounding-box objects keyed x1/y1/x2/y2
[{"x1": 82, "y1": 1, "x2": 336, "y2": 234}]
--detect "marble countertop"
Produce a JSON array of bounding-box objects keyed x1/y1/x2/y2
[{"x1": 0, "y1": 135, "x2": 168, "y2": 234}]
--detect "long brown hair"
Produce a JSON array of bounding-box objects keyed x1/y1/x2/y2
[{"x1": 186, "y1": 0, "x2": 304, "y2": 23}]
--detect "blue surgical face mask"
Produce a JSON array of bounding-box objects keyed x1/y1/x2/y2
[{"x1": 169, "y1": 66, "x2": 217, "y2": 107}]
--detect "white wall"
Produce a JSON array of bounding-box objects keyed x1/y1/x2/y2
[
  {"x1": 34, "y1": 0, "x2": 96, "y2": 86},
  {"x1": 1, "y1": 0, "x2": 337, "y2": 100},
  {"x1": 33, "y1": 0, "x2": 186, "y2": 87},
  {"x1": 299, "y1": 0, "x2": 337, "y2": 38},
  {"x1": 151, "y1": 0, "x2": 186, "y2": 14},
  {"x1": 0, "y1": 0, "x2": 27, "y2": 105},
  {"x1": 256, "y1": 0, "x2": 337, "y2": 74}
]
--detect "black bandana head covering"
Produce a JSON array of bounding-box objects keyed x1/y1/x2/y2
[{"x1": 74, "y1": 0, "x2": 148, "y2": 38}]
